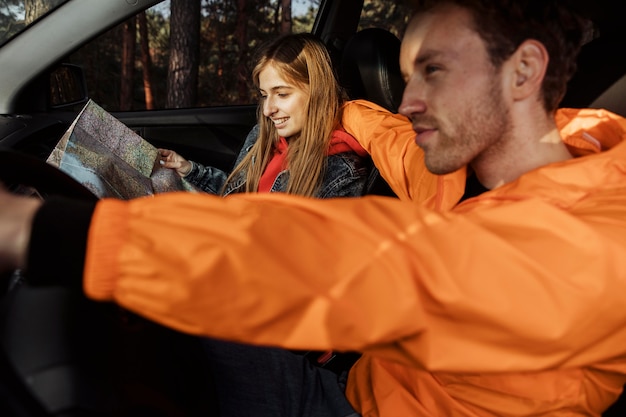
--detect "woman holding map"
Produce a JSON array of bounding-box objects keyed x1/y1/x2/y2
[
  {"x1": 159, "y1": 33, "x2": 369, "y2": 199},
  {"x1": 157, "y1": 32, "x2": 368, "y2": 417}
]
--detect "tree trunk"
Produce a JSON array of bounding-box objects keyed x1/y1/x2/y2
[
  {"x1": 280, "y1": 0, "x2": 292, "y2": 34},
  {"x1": 24, "y1": 0, "x2": 61, "y2": 24},
  {"x1": 167, "y1": 0, "x2": 200, "y2": 108},
  {"x1": 235, "y1": 0, "x2": 249, "y2": 102},
  {"x1": 120, "y1": 17, "x2": 136, "y2": 111},
  {"x1": 138, "y1": 12, "x2": 154, "y2": 110}
]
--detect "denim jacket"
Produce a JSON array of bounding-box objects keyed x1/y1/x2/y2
[{"x1": 185, "y1": 125, "x2": 369, "y2": 198}]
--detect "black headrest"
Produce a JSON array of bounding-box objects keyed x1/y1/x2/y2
[{"x1": 340, "y1": 28, "x2": 405, "y2": 112}]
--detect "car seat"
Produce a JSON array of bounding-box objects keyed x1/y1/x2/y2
[
  {"x1": 340, "y1": 27, "x2": 405, "y2": 113},
  {"x1": 339, "y1": 27, "x2": 406, "y2": 197}
]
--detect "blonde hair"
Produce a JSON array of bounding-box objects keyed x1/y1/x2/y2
[{"x1": 222, "y1": 33, "x2": 347, "y2": 197}]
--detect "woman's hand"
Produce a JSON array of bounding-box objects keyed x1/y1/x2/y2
[{"x1": 158, "y1": 149, "x2": 193, "y2": 177}]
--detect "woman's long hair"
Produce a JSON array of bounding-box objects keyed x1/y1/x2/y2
[{"x1": 222, "y1": 33, "x2": 347, "y2": 197}]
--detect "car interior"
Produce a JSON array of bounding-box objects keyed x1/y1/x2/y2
[
  {"x1": 0, "y1": 7, "x2": 406, "y2": 417},
  {"x1": 2, "y1": 0, "x2": 626, "y2": 416}
]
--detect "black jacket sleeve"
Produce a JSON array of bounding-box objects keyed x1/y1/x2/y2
[{"x1": 26, "y1": 197, "x2": 97, "y2": 289}]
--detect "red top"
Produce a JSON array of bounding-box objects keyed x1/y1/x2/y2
[{"x1": 257, "y1": 129, "x2": 366, "y2": 192}]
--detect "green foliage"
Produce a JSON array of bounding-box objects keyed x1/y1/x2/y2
[
  {"x1": 0, "y1": 0, "x2": 67, "y2": 45},
  {"x1": 293, "y1": 4, "x2": 317, "y2": 33},
  {"x1": 0, "y1": 0, "x2": 24, "y2": 45},
  {"x1": 359, "y1": 0, "x2": 411, "y2": 39}
]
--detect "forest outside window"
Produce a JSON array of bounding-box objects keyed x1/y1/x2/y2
[
  {"x1": 67, "y1": 0, "x2": 320, "y2": 112},
  {"x1": 0, "y1": 0, "x2": 70, "y2": 45}
]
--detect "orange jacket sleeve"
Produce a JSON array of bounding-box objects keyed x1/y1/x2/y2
[
  {"x1": 83, "y1": 160, "x2": 626, "y2": 373},
  {"x1": 342, "y1": 99, "x2": 466, "y2": 209}
]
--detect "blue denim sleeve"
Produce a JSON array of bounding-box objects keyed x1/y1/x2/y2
[
  {"x1": 184, "y1": 125, "x2": 259, "y2": 195},
  {"x1": 317, "y1": 152, "x2": 369, "y2": 198}
]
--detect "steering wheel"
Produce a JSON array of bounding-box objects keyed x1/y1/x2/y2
[
  {"x1": 0, "y1": 148, "x2": 97, "y2": 292},
  {"x1": 0, "y1": 148, "x2": 98, "y2": 201},
  {"x1": 0, "y1": 149, "x2": 217, "y2": 417}
]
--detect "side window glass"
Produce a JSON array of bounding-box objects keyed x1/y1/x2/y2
[
  {"x1": 67, "y1": 0, "x2": 319, "y2": 111},
  {"x1": 0, "y1": 0, "x2": 69, "y2": 46},
  {"x1": 358, "y1": 0, "x2": 411, "y2": 39}
]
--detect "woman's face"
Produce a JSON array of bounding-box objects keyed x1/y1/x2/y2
[{"x1": 259, "y1": 63, "x2": 309, "y2": 139}]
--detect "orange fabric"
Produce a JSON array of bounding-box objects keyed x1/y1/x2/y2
[
  {"x1": 84, "y1": 105, "x2": 626, "y2": 416},
  {"x1": 342, "y1": 100, "x2": 468, "y2": 210}
]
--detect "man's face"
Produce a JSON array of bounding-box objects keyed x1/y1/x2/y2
[{"x1": 398, "y1": 4, "x2": 512, "y2": 175}]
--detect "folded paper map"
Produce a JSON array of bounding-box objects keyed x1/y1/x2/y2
[{"x1": 47, "y1": 100, "x2": 197, "y2": 199}]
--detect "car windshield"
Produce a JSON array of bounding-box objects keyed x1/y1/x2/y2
[{"x1": 0, "y1": 0, "x2": 70, "y2": 46}]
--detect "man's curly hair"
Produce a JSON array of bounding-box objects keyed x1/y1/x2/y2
[{"x1": 411, "y1": 0, "x2": 590, "y2": 112}]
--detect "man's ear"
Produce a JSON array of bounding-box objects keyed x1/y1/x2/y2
[{"x1": 509, "y1": 39, "x2": 548, "y2": 101}]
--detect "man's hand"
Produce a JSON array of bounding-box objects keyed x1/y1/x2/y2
[{"x1": 0, "y1": 186, "x2": 41, "y2": 272}]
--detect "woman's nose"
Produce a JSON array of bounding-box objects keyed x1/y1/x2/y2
[{"x1": 263, "y1": 96, "x2": 276, "y2": 117}]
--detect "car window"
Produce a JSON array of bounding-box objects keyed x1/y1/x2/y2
[
  {"x1": 0, "y1": 0, "x2": 70, "y2": 46},
  {"x1": 66, "y1": 0, "x2": 320, "y2": 112},
  {"x1": 64, "y1": 0, "x2": 410, "y2": 113},
  {"x1": 358, "y1": 0, "x2": 411, "y2": 39}
]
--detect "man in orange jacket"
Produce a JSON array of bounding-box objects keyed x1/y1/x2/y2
[{"x1": 3, "y1": 1, "x2": 626, "y2": 416}]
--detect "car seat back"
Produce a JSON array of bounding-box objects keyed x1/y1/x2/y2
[
  {"x1": 339, "y1": 28, "x2": 406, "y2": 197},
  {"x1": 340, "y1": 27, "x2": 405, "y2": 112}
]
